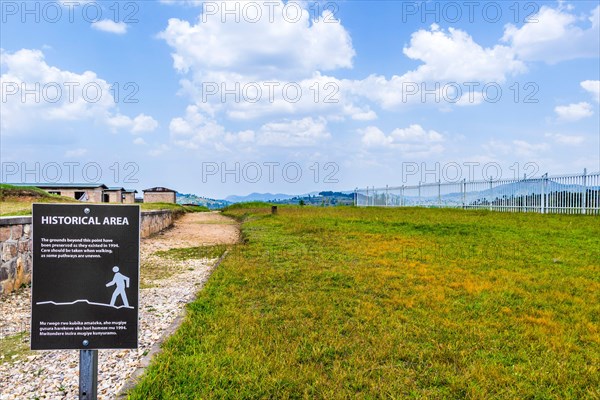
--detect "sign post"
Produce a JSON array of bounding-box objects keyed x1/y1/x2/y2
[
  {"x1": 31, "y1": 204, "x2": 140, "y2": 398},
  {"x1": 79, "y1": 348, "x2": 98, "y2": 399}
]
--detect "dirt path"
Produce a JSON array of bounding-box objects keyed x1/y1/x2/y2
[{"x1": 141, "y1": 211, "x2": 240, "y2": 255}]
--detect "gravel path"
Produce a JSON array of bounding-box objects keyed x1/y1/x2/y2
[{"x1": 0, "y1": 211, "x2": 239, "y2": 399}]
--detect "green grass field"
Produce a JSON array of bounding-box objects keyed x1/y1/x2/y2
[{"x1": 127, "y1": 206, "x2": 599, "y2": 399}]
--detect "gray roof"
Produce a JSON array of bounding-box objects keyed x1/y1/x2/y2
[
  {"x1": 8, "y1": 183, "x2": 108, "y2": 189},
  {"x1": 105, "y1": 187, "x2": 125, "y2": 191},
  {"x1": 143, "y1": 187, "x2": 176, "y2": 193}
]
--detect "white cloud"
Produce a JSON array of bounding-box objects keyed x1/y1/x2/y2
[
  {"x1": 148, "y1": 144, "x2": 170, "y2": 157},
  {"x1": 65, "y1": 148, "x2": 88, "y2": 158},
  {"x1": 554, "y1": 102, "x2": 594, "y2": 121},
  {"x1": 158, "y1": 0, "x2": 202, "y2": 6},
  {"x1": 257, "y1": 117, "x2": 330, "y2": 147},
  {"x1": 403, "y1": 25, "x2": 525, "y2": 83},
  {"x1": 484, "y1": 139, "x2": 549, "y2": 158},
  {"x1": 169, "y1": 105, "x2": 228, "y2": 149},
  {"x1": 545, "y1": 133, "x2": 585, "y2": 145},
  {"x1": 158, "y1": 1, "x2": 373, "y2": 121},
  {"x1": 133, "y1": 137, "x2": 147, "y2": 145},
  {"x1": 107, "y1": 113, "x2": 159, "y2": 134},
  {"x1": 512, "y1": 140, "x2": 549, "y2": 157},
  {"x1": 581, "y1": 80, "x2": 600, "y2": 103},
  {"x1": 168, "y1": 107, "x2": 332, "y2": 150},
  {"x1": 360, "y1": 124, "x2": 444, "y2": 156},
  {"x1": 348, "y1": 25, "x2": 524, "y2": 109},
  {"x1": 91, "y1": 20, "x2": 128, "y2": 34},
  {"x1": 502, "y1": 5, "x2": 600, "y2": 63},
  {"x1": 131, "y1": 114, "x2": 159, "y2": 133},
  {"x1": 0, "y1": 48, "x2": 156, "y2": 134},
  {"x1": 159, "y1": 1, "x2": 354, "y2": 79}
]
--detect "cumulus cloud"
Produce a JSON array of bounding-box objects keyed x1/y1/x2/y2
[
  {"x1": 512, "y1": 140, "x2": 550, "y2": 157},
  {"x1": 554, "y1": 102, "x2": 594, "y2": 121},
  {"x1": 159, "y1": 1, "x2": 354, "y2": 79},
  {"x1": 0, "y1": 48, "x2": 157, "y2": 134},
  {"x1": 159, "y1": 0, "x2": 202, "y2": 6},
  {"x1": 64, "y1": 148, "x2": 88, "y2": 158},
  {"x1": 157, "y1": 1, "x2": 376, "y2": 121},
  {"x1": 502, "y1": 5, "x2": 600, "y2": 63},
  {"x1": 360, "y1": 124, "x2": 444, "y2": 156},
  {"x1": 484, "y1": 139, "x2": 549, "y2": 157},
  {"x1": 544, "y1": 133, "x2": 585, "y2": 145},
  {"x1": 91, "y1": 20, "x2": 128, "y2": 34},
  {"x1": 169, "y1": 105, "x2": 331, "y2": 150},
  {"x1": 107, "y1": 113, "x2": 159, "y2": 134},
  {"x1": 403, "y1": 24, "x2": 525, "y2": 83},
  {"x1": 581, "y1": 80, "x2": 600, "y2": 103},
  {"x1": 169, "y1": 105, "x2": 227, "y2": 149},
  {"x1": 348, "y1": 25, "x2": 525, "y2": 109},
  {"x1": 257, "y1": 117, "x2": 330, "y2": 147}
]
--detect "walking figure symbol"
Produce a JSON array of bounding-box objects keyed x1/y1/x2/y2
[{"x1": 106, "y1": 266, "x2": 130, "y2": 307}]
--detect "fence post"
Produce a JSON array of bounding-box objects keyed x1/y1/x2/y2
[
  {"x1": 437, "y1": 180, "x2": 441, "y2": 207},
  {"x1": 489, "y1": 177, "x2": 493, "y2": 211},
  {"x1": 401, "y1": 185, "x2": 404, "y2": 207},
  {"x1": 582, "y1": 168, "x2": 587, "y2": 215},
  {"x1": 541, "y1": 173, "x2": 547, "y2": 214},
  {"x1": 462, "y1": 179, "x2": 466, "y2": 209},
  {"x1": 418, "y1": 182, "x2": 422, "y2": 207},
  {"x1": 354, "y1": 188, "x2": 358, "y2": 206},
  {"x1": 385, "y1": 185, "x2": 389, "y2": 207}
]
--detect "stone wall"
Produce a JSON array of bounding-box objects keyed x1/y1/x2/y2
[
  {"x1": 140, "y1": 210, "x2": 180, "y2": 238},
  {"x1": 0, "y1": 209, "x2": 179, "y2": 294},
  {"x1": 0, "y1": 217, "x2": 32, "y2": 294}
]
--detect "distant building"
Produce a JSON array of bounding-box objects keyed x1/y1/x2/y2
[
  {"x1": 122, "y1": 189, "x2": 138, "y2": 204},
  {"x1": 26, "y1": 183, "x2": 108, "y2": 203},
  {"x1": 143, "y1": 187, "x2": 177, "y2": 204},
  {"x1": 104, "y1": 187, "x2": 124, "y2": 203},
  {"x1": 8, "y1": 183, "x2": 138, "y2": 204}
]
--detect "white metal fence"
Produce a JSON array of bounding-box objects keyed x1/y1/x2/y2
[{"x1": 355, "y1": 170, "x2": 600, "y2": 215}]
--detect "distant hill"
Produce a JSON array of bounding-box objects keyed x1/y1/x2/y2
[
  {"x1": 225, "y1": 192, "x2": 299, "y2": 203},
  {"x1": 176, "y1": 193, "x2": 231, "y2": 210},
  {"x1": 177, "y1": 190, "x2": 356, "y2": 208}
]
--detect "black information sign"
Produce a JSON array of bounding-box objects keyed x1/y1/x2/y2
[{"x1": 31, "y1": 204, "x2": 140, "y2": 350}]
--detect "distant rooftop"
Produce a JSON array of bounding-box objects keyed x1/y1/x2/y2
[
  {"x1": 7, "y1": 183, "x2": 109, "y2": 189},
  {"x1": 143, "y1": 187, "x2": 176, "y2": 193}
]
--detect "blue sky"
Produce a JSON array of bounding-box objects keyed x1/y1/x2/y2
[{"x1": 1, "y1": 0, "x2": 599, "y2": 198}]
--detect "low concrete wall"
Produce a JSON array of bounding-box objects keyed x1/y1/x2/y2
[{"x1": 0, "y1": 209, "x2": 178, "y2": 294}]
